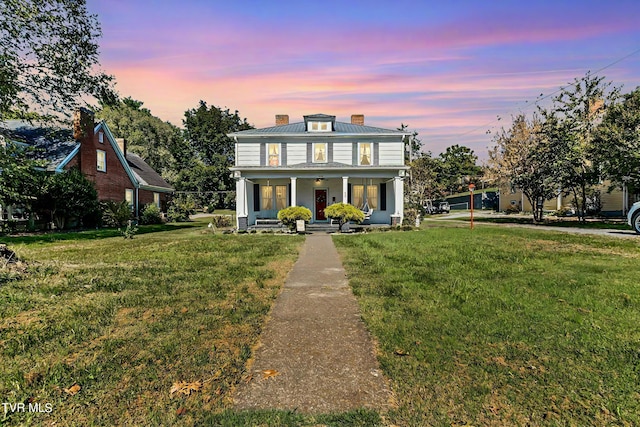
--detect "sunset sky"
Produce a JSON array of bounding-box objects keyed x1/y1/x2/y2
[{"x1": 86, "y1": 0, "x2": 640, "y2": 159}]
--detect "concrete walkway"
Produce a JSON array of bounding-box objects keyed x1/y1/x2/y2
[{"x1": 233, "y1": 234, "x2": 392, "y2": 413}]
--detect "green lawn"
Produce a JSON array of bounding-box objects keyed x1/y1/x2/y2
[
  {"x1": 4, "y1": 221, "x2": 640, "y2": 426},
  {"x1": 334, "y1": 224, "x2": 640, "y2": 426},
  {"x1": 0, "y1": 221, "x2": 308, "y2": 426}
]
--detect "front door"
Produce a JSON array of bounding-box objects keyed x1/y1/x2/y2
[{"x1": 315, "y1": 189, "x2": 327, "y2": 221}]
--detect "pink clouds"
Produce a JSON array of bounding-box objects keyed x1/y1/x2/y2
[{"x1": 88, "y1": 0, "x2": 640, "y2": 159}]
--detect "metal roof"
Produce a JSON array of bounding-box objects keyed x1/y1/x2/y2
[{"x1": 229, "y1": 119, "x2": 404, "y2": 137}]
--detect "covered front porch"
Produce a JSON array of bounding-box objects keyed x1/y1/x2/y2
[{"x1": 234, "y1": 170, "x2": 405, "y2": 230}]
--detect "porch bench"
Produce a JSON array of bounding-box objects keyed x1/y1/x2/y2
[{"x1": 255, "y1": 218, "x2": 282, "y2": 226}]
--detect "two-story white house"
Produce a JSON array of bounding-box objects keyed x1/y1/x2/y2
[{"x1": 229, "y1": 113, "x2": 409, "y2": 230}]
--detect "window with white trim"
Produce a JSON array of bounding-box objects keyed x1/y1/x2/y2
[
  {"x1": 358, "y1": 143, "x2": 371, "y2": 165},
  {"x1": 96, "y1": 150, "x2": 106, "y2": 172},
  {"x1": 268, "y1": 143, "x2": 280, "y2": 166},
  {"x1": 275, "y1": 185, "x2": 287, "y2": 210},
  {"x1": 125, "y1": 189, "x2": 134, "y2": 209},
  {"x1": 262, "y1": 185, "x2": 273, "y2": 210},
  {"x1": 352, "y1": 185, "x2": 364, "y2": 209},
  {"x1": 153, "y1": 192, "x2": 160, "y2": 208},
  {"x1": 367, "y1": 185, "x2": 378, "y2": 209},
  {"x1": 98, "y1": 132, "x2": 104, "y2": 143},
  {"x1": 313, "y1": 143, "x2": 327, "y2": 163},
  {"x1": 308, "y1": 121, "x2": 331, "y2": 132}
]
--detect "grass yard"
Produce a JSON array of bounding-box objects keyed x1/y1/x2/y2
[
  {"x1": 1, "y1": 220, "x2": 308, "y2": 426},
  {"x1": 334, "y1": 223, "x2": 640, "y2": 426}
]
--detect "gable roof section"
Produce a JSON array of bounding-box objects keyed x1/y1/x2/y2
[
  {"x1": 126, "y1": 152, "x2": 172, "y2": 192},
  {"x1": 0, "y1": 119, "x2": 173, "y2": 192},
  {"x1": 0, "y1": 120, "x2": 79, "y2": 171},
  {"x1": 228, "y1": 117, "x2": 405, "y2": 137}
]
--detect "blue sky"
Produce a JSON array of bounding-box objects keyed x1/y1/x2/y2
[{"x1": 87, "y1": 0, "x2": 640, "y2": 159}]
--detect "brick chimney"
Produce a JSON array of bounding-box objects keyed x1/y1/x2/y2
[
  {"x1": 115, "y1": 138, "x2": 127, "y2": 157},
  {"x1": 351, "y1": 114, "x2": 364, "y2": 126},
  {"x1": 74, "y1": 108, "x2": 96, "y2": 180},
  {"x1": 73, "y1": 108, "x2": 95, "y2": 140},
  {"x1": 275, "y1": 114, "x2": 289, "y2": 126}
]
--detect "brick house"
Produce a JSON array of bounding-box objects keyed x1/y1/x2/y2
[
  {"x1": 229, "y1": 113, "x2": 409, "y2": 230},
  {"x1": 0, "y1": 108, "x2": 173, "y2": 221}
]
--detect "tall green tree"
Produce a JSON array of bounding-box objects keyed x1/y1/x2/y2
[
  {"x1": 488, "y1": 114, "x2": 559, "y2": 222},
  {"x1": 593, "y1": 87, "x2": 640, "y2": 194},
  {"x1": 180, "y1": 101, "x2": 253, "y2": 207},
  {"x1": 96, "y1": 97, "x2": 190, "y2": 183},
  {"x1": 439, "y1": 144, "x2": 482, "y2": 194},
  {"x1": 407, "y1": 153, "x2": 445, "y2": 208},
  {"x1": 0, "y1": 0, "x2": 116, "y2": 118},
  {"x1": 540, "y1": 74, "x2": 620, "y2": 221},
  {"x1": 183, "y1": 101, "x2": 253, "y2": 165},
  {"x1": 0, "y1": 144, "x2": 43, "y2": 207}
]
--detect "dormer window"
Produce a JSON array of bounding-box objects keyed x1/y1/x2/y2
[{"x1": 309, "y1": 121, "x2": 331, "y2": 132}]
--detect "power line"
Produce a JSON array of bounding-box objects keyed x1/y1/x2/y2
[{"x1": 450, "y1": 46, "x2": 640, "y2": 139}]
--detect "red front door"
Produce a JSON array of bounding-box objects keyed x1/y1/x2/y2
[{"x1": 315, "y1": 189, "x2": 327, "y2": 221}]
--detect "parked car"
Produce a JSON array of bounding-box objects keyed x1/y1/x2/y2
[
  {"x1": 628, "y1": 201, "x2": 640, "y2": 234},
  {"x1": 438, "y1": 202, "x2": 450, "y2": 214}
]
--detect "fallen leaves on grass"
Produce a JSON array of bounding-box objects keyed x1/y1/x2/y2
[
  {"x1": 262, "y1": 369, "x2": 279, "y2": 380},
  {"x1": 170, "y1": 381, "x2": 202, "y2": 397},
  {"x1": 64, "y1": 384, "x2": 81, "y2": 395},
  {"x1": 176, "y1": 407, "x2": 187, "y2": 416},
  {"x1": 394, "y1": 349, "x2": 409, "y2": 356}
]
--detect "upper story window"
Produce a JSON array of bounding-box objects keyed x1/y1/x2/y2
[
  {"x1": 313, "y1": 143, "x2": 327, "y2": 163},
  {"x1": 308, "y1": 121, "x2": 331, "y2": 132},
  {"x1": 98, "y1": 132, "x2": 104, "y2": 143},
  {"x1": 358, "y1": 143, "x2": 371, "y2": 165},
  {"x1": 96, "y1": 149, "x2": 106, "y2": 172},
  {"x1": 268, "y1": 143, "x2": 280, "y2": 166}
]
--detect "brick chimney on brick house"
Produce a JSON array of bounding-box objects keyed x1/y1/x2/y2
[
  {"x1": 351, "y1": 114, "x2": 364, "y2": 126},
  {"x1": 74, "y1": 108, "x2": 96, "y2": 181},
  {"x1": 275, "y1": 114, "x2": 289, "y2": 126},
  {"x1": 115, "y1": 138, "x2": 127, "y2": 157}
]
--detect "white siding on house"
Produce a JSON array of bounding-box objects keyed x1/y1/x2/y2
[
  {"x1": 379, "y1": 142, "x2": 403, "y2": 165},
  {"x1": 237, "y1": 143, "x2": 261, "y2": 166},
  {"x1": 333, "y1": 142, "x2": 352, "y2": 164},
  {"x1": 286, "y1": 143, "x2": 306, "y2": 165}
]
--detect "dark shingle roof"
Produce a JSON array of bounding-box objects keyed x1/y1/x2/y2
[
  {"x1": 0, "y1": 120, "x2": 78, "y2": 171},
  {"x1": 126, "y1": 152, "x2": 172, "y2": 189}
]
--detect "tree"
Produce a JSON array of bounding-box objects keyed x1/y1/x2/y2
[
  {"x1": 96, "y1": 97, "x2": 190, "y2": 183},
  {"x1": 439, "y1": 145, "x2": 482, "y2": 194},
  {"x1": 593, "y1": 86, "x2": 640, "y2": 194},
  {"x1": 180, "y1": 101, "x2": 253, "y2": 207},
  {"x1": 540, "y1": 74, "x2": 620, "y2": 221},
  {"x1": 35, "y1": 168, "x2": 100, "y2": 229},
  {"x1": 183, "y1": 101, "x2": 253, "y2": 165},
  {"x1": 488, "y1": 114, "x2": 559, "y2": 222},
  {"x1": 407, "y1": 153, "x2": 445, "y2": 209},
  {"x1": 324, "y1": 203, "x2": 365, "y2": 232},
  {"x1": 398, "y1": 123, "x2": 422, "y2": 162},
  {"x1": 0, "y1": 0, "x2": 116, "y2": 118},
  {"x1": 0, "y1": 144, "x2": 43, "y2": 208}
]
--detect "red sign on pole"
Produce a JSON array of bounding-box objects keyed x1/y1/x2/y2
[{"x1": 469, "y1": 183, "x2": 475, "y2": 230}]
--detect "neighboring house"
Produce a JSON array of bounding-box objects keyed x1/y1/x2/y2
[
  {"x1": 0, "y1": 108, "x2": 173, "y2": 221},
  {"x1": 229, "y1": 113, "x2": 409, "y2": 230},
  {"x1": 497, "y1": 182, "x2": 639, "y2": 216}
]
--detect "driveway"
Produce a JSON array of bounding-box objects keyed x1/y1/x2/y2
[{"x1": 428, "y1": 212, "x2": 638, "y2": 239}]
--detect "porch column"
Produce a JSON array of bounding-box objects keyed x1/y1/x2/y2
[
  {"x1": 236, "y1": 177, "x2": 248, "y2": 230},
  {"x1": 391, "y1": 176, "x2": 404, "y2": 225},
  {"x1": 342, "y1": 176, "x2": 349, "y2": 204},
  {"x1": 290, "y1": 177, "x2": 297, "y2": 207}
]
